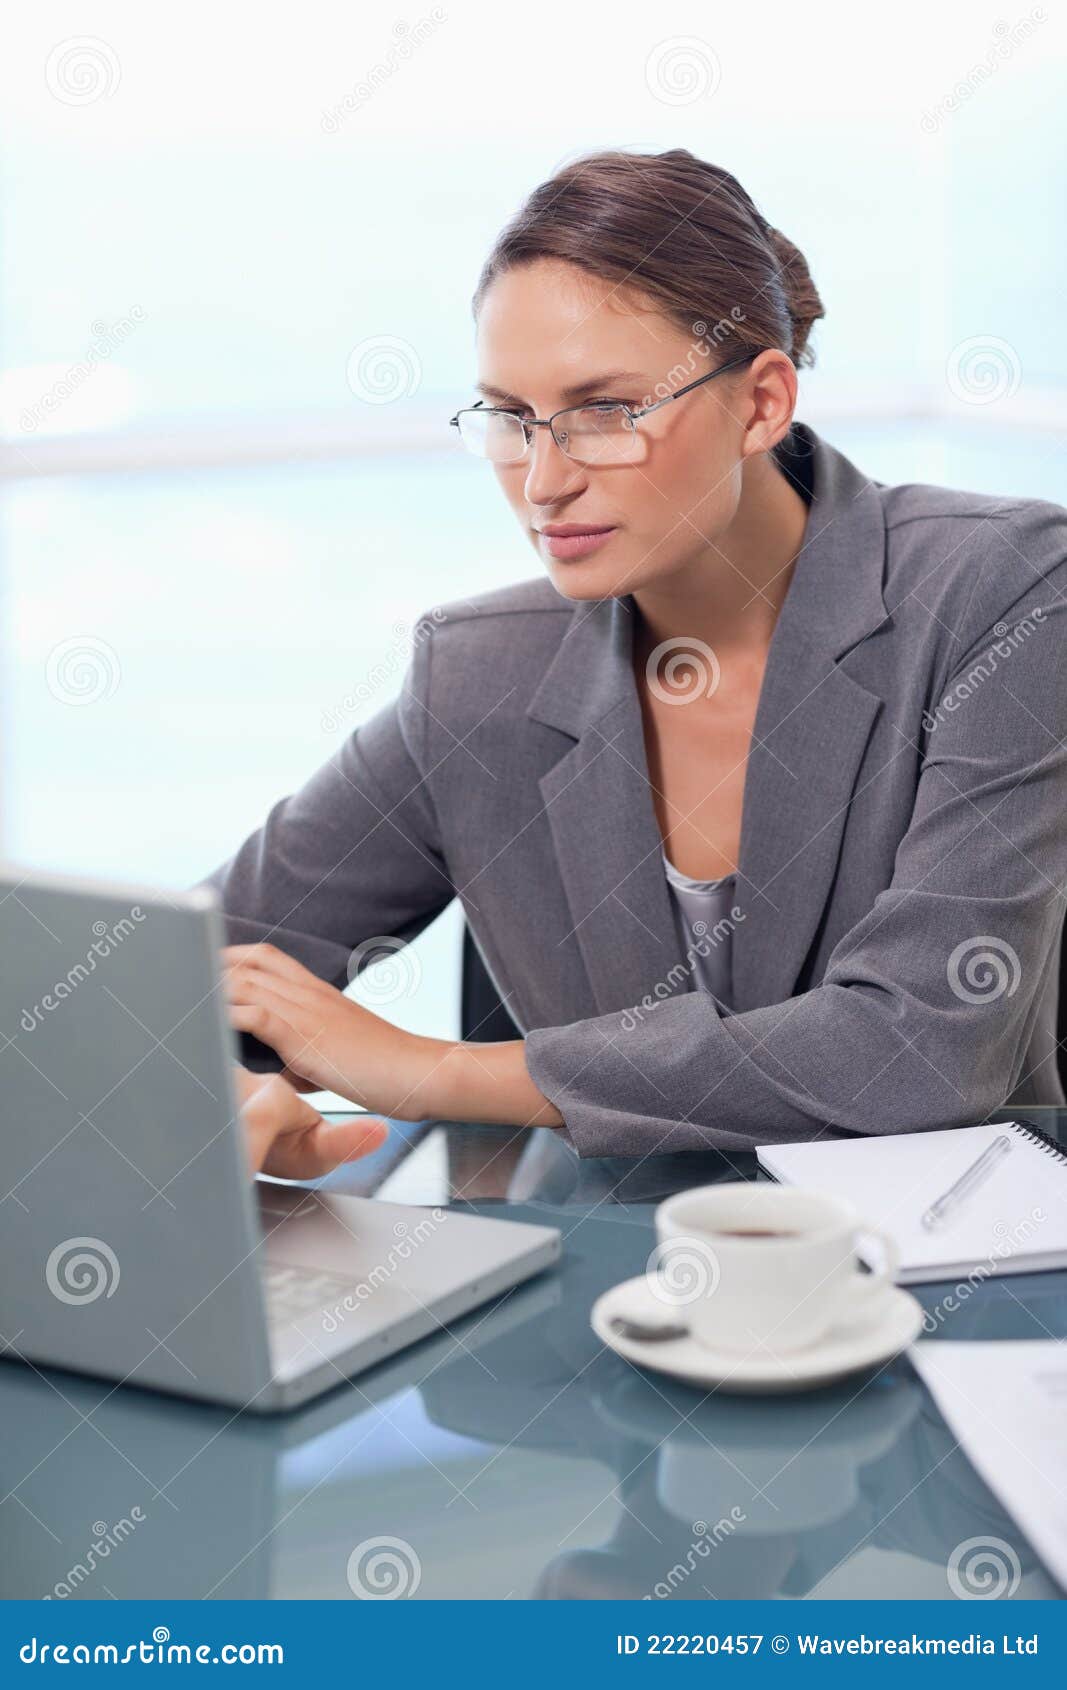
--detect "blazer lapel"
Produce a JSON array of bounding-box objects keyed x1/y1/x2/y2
[
  {"x1": 729, "y1": 631, "x2": 883, "y2": 1011},
  {"x1": 730, "y1": 427, "x2": 890, "y2": 1009},
  {"x1": 527, "y1": 598, "x2": 687, "y2": 1016},
  {"x1": 525, "y1": 423, "x2": 891, "y2": 1020}
]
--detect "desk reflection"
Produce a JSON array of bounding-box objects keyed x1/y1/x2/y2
[{"x1": 1, "y1": 1183, "x2": 1058, "y2": 1600}]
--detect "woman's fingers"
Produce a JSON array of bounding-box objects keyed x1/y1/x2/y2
[
  {"x1": 228, "y1": 1000, "x2": 300, "y2": 1054},
  {"x1": 238, "y1": 1070, "x2": 322, "y2": 1174},
  {"x1": 221, "y1": 943, "x2": 311, "y2": 988},
  {"x1": 223, "y1": 952, "x2": 410, "y2": 1126},
  {"x1": 261, "y1": 1114, "x2": 390, "y2": 1181},
  {"x1": 234, "y1": 1063, "x2": 390, "y2": 1177},
  {"x1": 222, "y1": 956, "x2": 310, "y2": 1013},
  {"x1": 222, "y1": 941, "x2": 288, "y2": 968},
  {"x1": 229, "y1": 1002, "x2": 360, "y2": 1100}
]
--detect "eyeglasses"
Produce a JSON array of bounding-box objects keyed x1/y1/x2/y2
[{"x1": 449, "y1": 350, "x2": 761, "y2": 466}]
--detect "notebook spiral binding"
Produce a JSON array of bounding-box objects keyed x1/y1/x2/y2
[{"x1": 1012, "y1": 1120, "x2": 1067, "y2": 1162}]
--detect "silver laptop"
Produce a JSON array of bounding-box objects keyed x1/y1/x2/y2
[{"x1": 0, "y1": 864, "x2": 560, "y2": 1412}]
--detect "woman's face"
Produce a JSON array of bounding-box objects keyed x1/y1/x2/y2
[{"x1": 474, "y1": 257, "x2": 772, "y2": 601}]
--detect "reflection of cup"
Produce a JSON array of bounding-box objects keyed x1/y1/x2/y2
[
  {"x1": 653, "y1": 1182, "x2": 896, "y2": 1356},
  {"x1": 593, "y1": 1365, "x2": 924, "y2": 1552},
  {"x1": 655, "y1": 1385, "x2": 921, "y2": 1534}
]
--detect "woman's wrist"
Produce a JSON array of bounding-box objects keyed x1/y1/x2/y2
[
  {"x1": 221, "y1": 944, "x2": 562, "y2": 1129},
  {"x1": 404, "y1": 1034, "x2": 564, "y2": 1129}
]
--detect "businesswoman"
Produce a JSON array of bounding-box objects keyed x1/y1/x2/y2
[{"x1": 206, "y1": 146, "x2": 1067, "y2": 1159}]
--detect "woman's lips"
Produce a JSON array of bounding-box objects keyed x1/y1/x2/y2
[{"x1": 538, "y1": 526, "x2": 618, "y2": 561}]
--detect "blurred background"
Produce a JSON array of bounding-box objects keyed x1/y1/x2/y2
[{"x1": 2, "y1": 1, "x2": 1066, "y2": 1055}]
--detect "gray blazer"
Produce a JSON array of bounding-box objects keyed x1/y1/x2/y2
[{"x1": 201, "y1": 421, "x2": 1067, "y2": 1157}]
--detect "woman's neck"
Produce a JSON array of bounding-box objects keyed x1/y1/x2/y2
[{"x1": 631, "y1": 450, "x2": 811, "y2": 659}]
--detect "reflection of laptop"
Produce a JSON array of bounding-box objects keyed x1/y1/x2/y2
[
  {"x1": 0, "y1": 1262, "x2": 563, "y2": 1598},
  {"x1": 0, "y1": 865, "x2": 560, "y2": 1412}
]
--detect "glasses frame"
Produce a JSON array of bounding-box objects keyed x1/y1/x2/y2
[{"x1": 449, "y1": 349, "x2": 763, "y2": 464}]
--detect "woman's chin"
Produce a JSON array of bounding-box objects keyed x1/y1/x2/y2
[{"x1": 544, "y1": 559, "x2": 637, "y2": 601}]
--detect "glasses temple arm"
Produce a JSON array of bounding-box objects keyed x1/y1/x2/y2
[{"x1": 629, "y1": 351, "x2": 761, "y2": 419}]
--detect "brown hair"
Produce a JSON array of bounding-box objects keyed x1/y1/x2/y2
[{"x1": 473, "y1": 147, "x2": 825, "y2": 373}]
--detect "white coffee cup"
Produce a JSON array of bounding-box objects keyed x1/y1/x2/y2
[{"x1": 650, "y1": 1182, "x2": 897, "y2": 1356}]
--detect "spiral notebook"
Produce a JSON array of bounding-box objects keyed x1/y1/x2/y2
[{"x1": 757, "y1": 1120, "x2": 1067, "y2": 1284}]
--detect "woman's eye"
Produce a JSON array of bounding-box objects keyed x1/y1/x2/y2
[{"x1": 493, "y1": 399, "x2": 632, "y2": 417}]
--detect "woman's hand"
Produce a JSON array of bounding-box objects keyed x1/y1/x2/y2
[
  {"x1": 222, "y1": 942, "x2": 437, "y2": 1120},
  {"x1": 223, "y1": 942, "x2": 564, "y2": 1131},
  {"x1": 233, "y1": 1064, "x2": 388, "y2": 1178}
]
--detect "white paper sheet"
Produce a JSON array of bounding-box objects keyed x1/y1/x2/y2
[{"x1": 910, "y1": 1340, "x2": 1067, "y2": 1593}]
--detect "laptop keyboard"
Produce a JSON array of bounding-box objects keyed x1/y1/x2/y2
[{"x1": 260, "y1": 1262, "x2": 360, "y2": 1329}]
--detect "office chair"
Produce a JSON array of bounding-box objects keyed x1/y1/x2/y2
[{"x1": 460, "y1": 924, "x2": 521, "y2": 1043}]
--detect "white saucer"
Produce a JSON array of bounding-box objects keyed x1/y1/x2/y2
[{"x1": 591, "y1": 1275, "x2": 925, "y2": 1394}]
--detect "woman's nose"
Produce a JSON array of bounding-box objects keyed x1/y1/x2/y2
[{"x1": 523, "y1": 424, "x2": 588, "y2": 507}]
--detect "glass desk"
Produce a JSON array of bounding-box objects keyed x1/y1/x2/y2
[{"x1": 1, "y1": 1110, "x2": 1064, "y2": 1601}]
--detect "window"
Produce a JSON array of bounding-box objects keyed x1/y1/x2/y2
[{"x1": 4, "y1": 5, "x2": 1065, "y2": 1057}]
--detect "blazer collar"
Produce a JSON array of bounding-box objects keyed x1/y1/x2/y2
[
  {"x1": 526, "y1": 422, "x2": 887, "y2": 741},
  {"x1": 525, "y1": 423, "x2": 891, "y2": 1016}
]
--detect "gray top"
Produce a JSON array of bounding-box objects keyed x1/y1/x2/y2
[
  {"x1": 661, "y1": 848, "x2": 736, "y2": 1011},
  {"x1": 200, "y1": 420, "x2": 1067, "y2": 1158}
]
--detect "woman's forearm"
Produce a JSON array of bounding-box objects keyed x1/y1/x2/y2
[
  {"x1": 220, "y1": 939, "x2": 564, "y2": 1130},
  {"x1": 408, "y1": 1035, "x2": 564, "y2": 1129}
]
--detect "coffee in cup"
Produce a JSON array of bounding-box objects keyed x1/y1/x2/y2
[{"x1": 649, "y1": 1182, "x2": 897, "y2": 1356}]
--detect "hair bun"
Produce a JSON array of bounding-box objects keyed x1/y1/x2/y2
[{"x1": 761, "y1": 223, "x2": 825, "y2": 368}]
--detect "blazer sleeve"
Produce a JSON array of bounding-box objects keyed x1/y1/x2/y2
[
  {"x1": 196, "y1": 617, "x2": 454, "y2": 1070},
  {"x1": 525, "y1": 517, "x2": 1067, "y2": 1156}
]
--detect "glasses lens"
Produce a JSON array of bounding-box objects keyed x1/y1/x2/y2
[
  {"x1": 456, "y1": 409, "x2": 527, "y2": 462},
  {"x1": 553, "y1": 405, "x2": 638, "y2": 464}
]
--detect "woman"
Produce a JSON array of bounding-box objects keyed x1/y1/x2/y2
[{"x1": 205, "y1": 147, "x2": 1067, "y2": 1160}]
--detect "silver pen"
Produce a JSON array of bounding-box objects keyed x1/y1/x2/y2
[{"x1": 921, "y1": 1132, "x2": 1013, "y2": 1231}]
